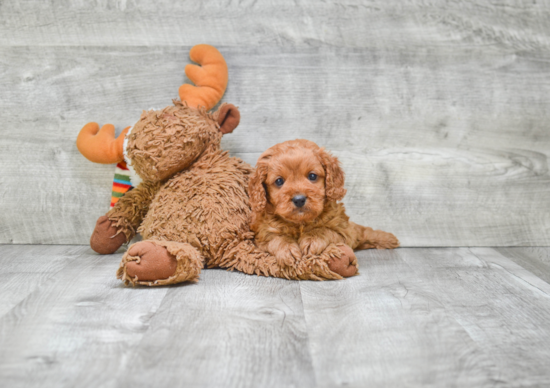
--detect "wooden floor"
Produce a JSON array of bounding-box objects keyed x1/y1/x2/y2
[{"x1": 1, "y1": 245, "x2": 550, "y2": 387}]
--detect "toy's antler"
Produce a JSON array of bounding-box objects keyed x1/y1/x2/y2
[
  {"x1": 76, "y1": 45, "x2": 227, "y2": 164},
  {"x1": 76, "y1": 122, "x2": 128, "y2": 164},
  {"x1": 179, "y1": 44, "x2": 228, "y2": 110}
]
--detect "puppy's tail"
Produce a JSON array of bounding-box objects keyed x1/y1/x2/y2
[
  {"x1": 216, "y1": 238, "x2": 341, "y2": 281},
  {"x1": 352, "y1": 222, "x2": 400, "y2": 250}
]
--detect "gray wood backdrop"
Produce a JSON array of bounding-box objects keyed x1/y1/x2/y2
[{"x1": 1, "y1": 0, "x2": 549, "y2": 246}]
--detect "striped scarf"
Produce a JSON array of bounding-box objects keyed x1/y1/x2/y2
[{"x1": 110, "y1": 161, "x2": 134, "y2": 208}]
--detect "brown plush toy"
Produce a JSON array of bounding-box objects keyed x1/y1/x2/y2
[{"x1": 76, "y1": 45, "x2": 357, "y2": 286}]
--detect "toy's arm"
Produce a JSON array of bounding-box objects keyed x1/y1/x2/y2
[
  {"x1": 90, "y1": 181, "x2": 160, "y2": 254},
  {"x1": 107, "y1": 180, "x2": 161, "y2": 241}
]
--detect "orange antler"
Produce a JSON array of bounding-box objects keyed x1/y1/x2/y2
[
  {"x1": 179, "y1": 44, "x2": 228, "y2": 110},
  {"x1": 76, "y1": 122, "x2": 128, "y2": 164}
]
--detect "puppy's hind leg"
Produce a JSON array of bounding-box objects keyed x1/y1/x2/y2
[{"x1": 352, "y1": 222, "x2": 399, "y2": 250}]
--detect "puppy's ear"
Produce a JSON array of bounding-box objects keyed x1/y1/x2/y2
[
  {"x1": 215, "y1": 103, "x2": 240, "y2": 134},
  {"x1": 317, "y1": 148, "x2": 346, "y2": 202},
  {"x1": 248, "y1": 163, "x2": 268, "y2": 213}
]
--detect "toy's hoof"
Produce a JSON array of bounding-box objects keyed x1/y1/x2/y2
[
  {"x1": 328, "y1": 244, "x2": 358, "y2": 278},
  {"x1": 124, "y1": 241, "x2": 177, "y2": 281},
  {"x1": 90, "y1": 215, "x2": 127, "y2": 254}
]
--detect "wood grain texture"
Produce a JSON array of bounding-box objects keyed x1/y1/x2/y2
[
  {"x1": 1, "y1": 0, "x2": 550, "y2": 246},
  {"x1": 300, "y1": 249, "x2": 499, "y2": 387},
  {"x1": 1, "y1": 0, "x2": 549, "y2": 49},
  {"x1": 0, "y1": 245, "x2": 84, "y2": 318},
  {"x1": 300, "y1": 247, "x2": 550, "y2": 387},
  {"x1": 401, "y1": 248, "x2": 550, "y2": 387},
  {"x1": 0, "y1": 245, "x2": 169, "y2": 388},
  {"x1": 1, "y1": 44, "x2": 549, "y2": 245},
  {"x1": 495, "y1": 247, "x2": 550, "y2": 284},
  {"x1": 0, "y1": 245, "x2": 314, "y2": 388},
  {"x1": 2, "y1": 245, "x2": 550, "y2": 386},
  {"x1": 117, "y1": 271, "x2": 315, "y2": 388}
]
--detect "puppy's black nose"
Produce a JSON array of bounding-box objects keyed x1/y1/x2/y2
[{"x1": 292, "y1": 195, "x2": 307, "y2": 208}]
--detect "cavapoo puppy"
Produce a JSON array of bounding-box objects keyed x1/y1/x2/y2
[{"x1": 249, "y1": 139, "x2": 399, "y2": 277}]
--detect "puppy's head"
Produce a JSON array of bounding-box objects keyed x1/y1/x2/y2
[{"x1": 249, "y1": 139, "x2": 346, "y2": 224}]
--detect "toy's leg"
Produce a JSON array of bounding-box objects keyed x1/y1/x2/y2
[
  {"x1": 217, "y1": 239, "x2": 357, "y2": 280},
  {"x1": 352, "y1": 222, "x2": 400, "y2": 250},
  {"x1": 117, "y1": 240, "x2": 204, "y2": 286}
]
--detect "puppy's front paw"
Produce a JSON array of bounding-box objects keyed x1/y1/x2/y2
[
  {"x1": 274, "y1": 243, "x2": 302, "y2": 267},
  {"x1": 299, "y1": 236, "x2": 329, "y2": 256}
]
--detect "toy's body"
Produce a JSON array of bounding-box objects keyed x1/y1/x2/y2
[
  {"x1": 113, "y1": 123, "x2": 309, "y2": 286},
  {"x1": 77, "y1": 45, "x2": 356, "y2": 286}
]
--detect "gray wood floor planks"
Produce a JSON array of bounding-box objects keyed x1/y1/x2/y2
[
  {"x1": 495, "y1": 247, "x2": 550, "y2": 284},
  {"x1": 119, "y1": 272, "x2": 315, "y2": 388},
  {"x1": 300, "y1": 249, "x2": 500, "y2": 387},
  {"x1": 2, "y1": 245, "x2": 550, "y2": 387},
  {"x1": 0, "y1": 246, "x2": 169, "y2": 388},
  {"x1": 0, "y1": 245, "x2": 80, "y2": 318},
  {"x1": 401, "y1": 248, "x2": 550, "y2": 387}
]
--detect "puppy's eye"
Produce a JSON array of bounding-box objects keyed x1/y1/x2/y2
[
  {"x1": 274, "y1": 178, "x2": 285, "y2": 187},
  {"x1": 308, "y1": 173, "x2": 318, "y2": 181}
]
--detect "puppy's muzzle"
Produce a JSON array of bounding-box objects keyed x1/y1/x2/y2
[{"x1": 292, "y1": 195, "x2": 307, "y2": 208}]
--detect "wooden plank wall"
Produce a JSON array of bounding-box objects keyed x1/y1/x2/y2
[{"x1": 0, "y1": 0, "x2": 549, "y2": 246}]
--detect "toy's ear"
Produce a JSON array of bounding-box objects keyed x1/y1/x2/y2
[{"x1": 216, "y1": 103, "x2": 240, "y2": 134}]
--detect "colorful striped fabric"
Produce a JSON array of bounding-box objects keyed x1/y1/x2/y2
[{"x1": 111, "y1": 161, "x2": 134, "y2": 208}]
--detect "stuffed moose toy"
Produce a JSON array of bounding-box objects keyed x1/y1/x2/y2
[{"x1": 76, "y1": 45, "x2": 358, "y2": 286}]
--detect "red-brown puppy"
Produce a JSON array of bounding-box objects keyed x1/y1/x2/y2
[{"x1": 249, "y1": 139, "x2": 399, "y2": 277}]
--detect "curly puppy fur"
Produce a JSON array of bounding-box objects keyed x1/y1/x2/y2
[
  {"x1": 249, "y1": 139, "x2": 399, "y2": 269},
  {"x1": 102, "y1": 103, "x2": 356, "y2": 285}
]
